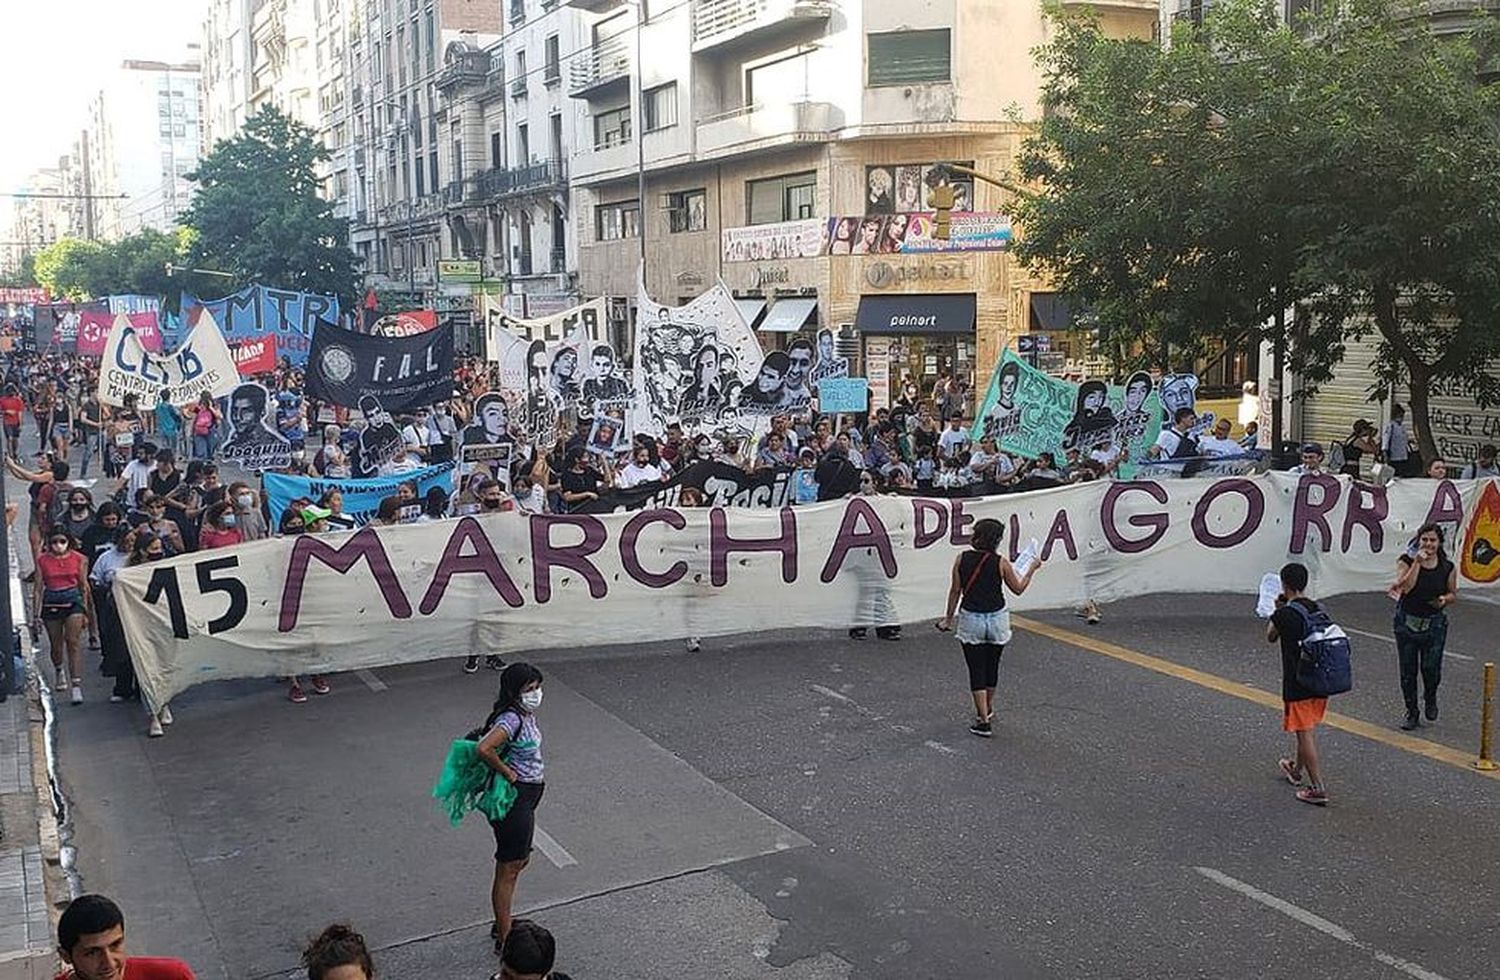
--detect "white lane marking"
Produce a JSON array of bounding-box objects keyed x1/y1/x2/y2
[
  {"x1": 812, "y1": 683, "x2": 963, "y2": 754},
  {"x1": 809, "y1": 683, "x2": 853, "y2": 705},
  {"x1": 533, "y1": 827, "x2": 578, "y2": 868},
  {"x1": 923, "y1": 740, "x2": 957, "y2": 755},
  {"x1": 1342, "y1": 626, "x2": 1475, "y2": 662},
  {"x1": 355, "y1": 669, "x2": 388, "y2": 691},
  {"x1": 1194, "y1": 867, "x2": 1453, "y2": 980}
]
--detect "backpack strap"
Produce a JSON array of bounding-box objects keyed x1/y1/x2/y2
[{"x1": 961, "y1": 552, "x2": 992, "y2": 595}]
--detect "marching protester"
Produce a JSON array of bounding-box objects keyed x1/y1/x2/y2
[
  {"x1": 197, "y1": 501, "x2": 243, "y2": 550},
  {"x1": 936, "y1": 517, "x2": 1043, "y2": 737},
  {"x1": 1338, "y1": 419, "x2": 1379, "y2": 478},
  {"x1": 1266, "y1": 562, "x2": 1331, "y2": 805},
  {"x1": 476, "y1": 662, "x2": 547, "y2": 953},
  {"x1": 495, "y1": 920, "x2": 573, "y2": 980},
  {"x1": 56, "y1": 893, "x2": 196, "y2": 980},
  {"x1": 1424, "y1": 458, "x2": 1448, "y2": 480},
  {"x1": 1380, "y1": 403, "x2": 1418, "y2": 478},
  {"x1": 35, "y1": 526, "x2": 96, "y2": 704},
  {"x1": 1390, "y1": 523, "x2": 1457, "y2": 730},
  {"x1": 89, "y1": 525, "x2": 135, "y2": 698},
  {"x1": 227, "y1": 482, "x2": 269, "y2": 541},
  {"x1": 1147, "y1": 407, "x2": 1199, "y2": 476},
  {"x1": 126, "y1": 531, "x2": 176, "y2": 735},
  {"x1": 1462, "y1": 443, "x2": 1498, "y2": 479},
  {"x1": 190, "y1": 392, "x2": 222, "y2": 460},
  {"x1": 302, "y1": 923, "x2": 376, "y2": 980},
  {"x1": 1289, "y1": 442, "x2": 1327, "y2": 476}
]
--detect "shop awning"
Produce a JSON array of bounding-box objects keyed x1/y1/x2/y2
[
  {"x1": 759, "y1": 297, "x2": 819, "y2": 333},
  {"x1": 1029, "y1": 292, "x2": 1075, "y2": 331},
  {"x1": 734, "y1": 298, "x2": 767, "y2": 329},
  {"x1": 854, "y1": 293, "x2": 976, "y2": 335}
]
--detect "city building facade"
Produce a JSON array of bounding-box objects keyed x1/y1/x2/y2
[{"x1": 567, "y1": 0, "x2": 1158, "y2": 411}]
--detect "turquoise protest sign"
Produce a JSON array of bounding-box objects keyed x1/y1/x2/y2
[
  {"x1": 970, "y1": 351, "x2": 1161, "y2": 477},
  {"x1": 818, "y1": 377, "x2": 869, "y2": 414}
]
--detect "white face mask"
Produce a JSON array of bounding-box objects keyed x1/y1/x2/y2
[
  {"x1": 236, "y1": 494, "x2": 254, "y2": 509},
  {"x1": 520, "y1": 689, "x2": 543, "y2": 711}
]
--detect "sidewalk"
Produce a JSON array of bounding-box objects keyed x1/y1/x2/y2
[{"x1": 0, "y1": 480, "x2": 62, "y2": 980}]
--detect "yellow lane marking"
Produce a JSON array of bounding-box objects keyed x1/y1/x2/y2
[{"x1": 1011, "y1": 616, "x2": 1500, "y2": 782}]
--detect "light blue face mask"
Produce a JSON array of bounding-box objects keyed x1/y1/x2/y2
[{"x1": 222, "y1": 513, "x2": 238, "y2": 527}]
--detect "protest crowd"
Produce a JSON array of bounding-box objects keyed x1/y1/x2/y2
[{"x1": 0, "y1": 290, "x2": 1486, "y2": 980}]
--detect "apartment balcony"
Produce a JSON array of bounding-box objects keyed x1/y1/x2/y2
[
  {"x1": 1062, "y1": 0, "x2": 1158, "y2": 9},
  {"x1": 435, "y1": 48, "x2": 490, "y2": 91},
  {"x1": 511, "y1": 77, "x2": 529, "y2": 99},
  {"x1": 568, "y1": 37, "x2": 631, "y2": 99},
  {"x1": 565, "y1": 0, "x2": 624, "y2": 11},
  {"x1": 481, "y1": 158, "x2": 568, "y2": 199},
  {"x1": 696, "y1": 100, "x2": 838, "y2": 159},
  {"x1": 691, "y1": 0, "x2": 834, "y2": 53}
]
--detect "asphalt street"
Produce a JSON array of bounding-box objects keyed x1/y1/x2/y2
[{"x1": 12, "y1": 435, "x2": 1500, "y2": 980}]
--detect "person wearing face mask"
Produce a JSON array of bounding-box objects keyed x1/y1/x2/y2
[
  {"x1": 400, "y1": 409, "x2": 440, "y2": 462},
  {"x1": 124, "y1": 533, "x2": 176, "y2": 734},
  {"x1": 197, "y1": 502, "x2": 243, "y2": 550},
  {"x1": 90, "y1": 525, "x2": 136, "y2": 702},
  {"x1": 226, "y1": 483, "x2": 268, "y2": 541},
  {"x1": 138, "y1": 493, "x2": 185, "y2": 557},
  {"x1": 57, "y1": 488, "x2": 96, "y2": 547},
  {"x1": 35, "y1": 529, "x2": 95, "y2": 705},
  {"x1": 81, "y1": 502, "x2": 124, "y2": 571},
  {"x1": 475, "y1": 662, "x2": 547, "y2": 953}
]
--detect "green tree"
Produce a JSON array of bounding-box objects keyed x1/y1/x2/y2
[
  {"x1": 184, "y1": 105, "x2": 357, "y2": 305},
  {"x1": 33, "y1": 238, "x2": 107, "y2": 299},
  {"x1": 31, "y1": 229, "x2": 197, "y2": 301},
  {"x1": 1015, "y1": 0, "x2": 1500, "y2": 464},
  {"x1": 0, "y1": 252, "x2": 38, "y2": 288}
]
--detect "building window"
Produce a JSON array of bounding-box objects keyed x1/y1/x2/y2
[
  {"x1": 746, "y1": 171, "x2": 816, "y2": 225},
  {"x1": 643, "y1": 82, "x2": 678, "y2": 132},
  {"x1": 415, "y1": 155, "x2": 425, "y2": 197},
  {"x1": 668, "y1": 189, "x2": 707, "y2": 233},
  {"x1": 593, "y1": 105, "x2": 631, "y2": 149},
  {"x1": 746, "y1": 52, "x2": 809, "y2": 106},
  {"x1": 596, "y1": 200, "x2": 640, "y2": 241},
  {"x1": 867, "y1": 29, "x2": 951, "y2": 86},
  {"x1": 544, "y1": 35, "x2": 561, "y2": 85},
  {"x1": 517, "y1": 123, "x2": 529, "y2": 163},
  {"x1": 491, "y1": 132, "x2": 502, "y2": 168}
]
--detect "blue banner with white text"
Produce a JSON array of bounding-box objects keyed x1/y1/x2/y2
[{"x1": 263, "y1": 461, "x2": 456, "y2": 528}]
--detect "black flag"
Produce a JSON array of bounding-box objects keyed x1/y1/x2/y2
[{"x1": 305, "y1": 317, "x2": 454, "y2": 412}]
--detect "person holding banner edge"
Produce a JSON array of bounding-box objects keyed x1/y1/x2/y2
[{"x1": 937, "y1": 518, "x2": 1043, "y2": 737}]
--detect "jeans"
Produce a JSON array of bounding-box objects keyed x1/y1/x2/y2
[
  {"x1": 193, "y1": 433, "x2": 214, "y2": 460},
  {"x1": 1393, "y1": 609, "x2": 1447, "y2": 712}
]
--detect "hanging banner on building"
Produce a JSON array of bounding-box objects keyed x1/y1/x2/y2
[
  {"x1": 79, "y1": 310, "x2": 161, "y2": 357},
  {"x1": 219, "y1": 381, "x2": 293, "y2": 472},
  {"x1": 824, "y1": 212, "x2": 1012, "y2": 255},
  {"x1": 229, "y1": 335, "x2": 278, "y2": 376},
  {"x1": 973, "y1": 351, "x2": 1163, "y2": 476},
  {"x1": 264, "y1": 461, "x2": 456, "y2": 529},
  {"x1": 863, "y1": 162, "x2": 975, "y2": 215},
  {"x1": 304, "y1": 318, "x2": 455, "y2": 412},
  {"x1": 184, "y1": 285, "x2": 341, "y2": 365},
  {"x1": 721, "y1": 219, "x2": 828, "y2": 262},
  {"x1": 98, "y1": 313, "x2": 241, "y2": 410},
  {"x1": 368, "y1": 309, "x2": 439, "y2": 337},
  {"x1": 112, "y1": 473, "x2": 1500, "y2": 708},
  {"x1": 632, "y1": 276, "x2": 768, "y2": 436}
]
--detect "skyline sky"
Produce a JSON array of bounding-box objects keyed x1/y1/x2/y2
[{"x1": 0, "y1": 0, "x2": 207, "y2": 203}]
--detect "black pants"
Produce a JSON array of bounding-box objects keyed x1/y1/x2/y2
[
  {"x1": 97, "y1": 593, "x2": 137, "y2": 700},
  {"x1": 1394, "y1": 611, "x2": 1446, "y2": 713},
  {"x1": 962, "y1": 642, "x2": 1005, "y2": 691}
]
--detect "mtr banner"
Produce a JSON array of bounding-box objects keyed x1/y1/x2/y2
[{"x1": 113, "y1": 473, "x2": 1500, "y2": 709}]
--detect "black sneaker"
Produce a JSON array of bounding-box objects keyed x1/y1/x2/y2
[
  {"x1": 876, "y1": 626, "x2": 902, "y2": 640},
  {"x1": 485, "y1": 655, "x2": 505, "y2": 670},
  {"x1": 968, "y1": 719, "x2": 993, "y2": 738},
  {"x1": 1400, "y1": 711, "x2": 1421, "y2": 731},
  {"x1": 463, "y1": 656, "x2": 479, "y2": 674},
  {"x1": 1424, "y1": 698, "x2": 1438, "y2": 722},
  {"x1": 848, "y1": 628, "x2": 868, "y2": 639}
]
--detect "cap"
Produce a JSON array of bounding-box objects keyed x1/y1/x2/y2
[
  {"x1": 300, "y1": 504, "x2": 333, "y2": 523},
  {"x1": 1301, "y1": 442, "x2": 1324, "y2": 456}
]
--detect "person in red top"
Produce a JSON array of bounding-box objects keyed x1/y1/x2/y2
[
  {"x1": 196, "y1": 501, "x2": 243, "y2": 550},
  {"x1": 0, "y1": 383, "x2": 25, "y2": 459},
  {"x1": 34, "y1": 528, "x2": 94, "y2": 705},
  {"x1": 56, "y1": 893, "x2": 195, "y2": 980}
]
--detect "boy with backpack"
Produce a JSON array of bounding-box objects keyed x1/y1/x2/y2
[{"x1": 1266, "y1": 561, "x2": 1346, "y2": 806}]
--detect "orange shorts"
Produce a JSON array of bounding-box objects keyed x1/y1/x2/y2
[{"x1": 1283, "y1": 697, "x2": 1328, "y2": 732}]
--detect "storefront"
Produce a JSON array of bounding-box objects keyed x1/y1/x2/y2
[{"x1": 854, "y1": 293, "x2": 978, "y2": 413}]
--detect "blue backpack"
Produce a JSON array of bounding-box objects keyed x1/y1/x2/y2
[{"x1": 1290, "y1": 603, "x2": 1353, "y2": 696}]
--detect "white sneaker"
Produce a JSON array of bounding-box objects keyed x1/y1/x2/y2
[
  {"x1": 158, "y1": 705, "x2": 173, "y2": 726},
  {"x1": 109, "y1": 694, "x2": 124, "y2": 703},
  {"x1": 70, "y1": 684, "x2": 83, "y2": 705},
  {"x1": 686, "y1": 636, "x2": 701, "y2": 652},
  {"x1": 55, "y1": 667, "x2": 67, "y2": 689},
  {"x1": 147, "y1": 717, "x2": 164, "y2": 738}
]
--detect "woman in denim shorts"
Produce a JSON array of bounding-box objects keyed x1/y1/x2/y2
[{"x1": 937, "y1": 518, "x2": 1043, "y2": 737}]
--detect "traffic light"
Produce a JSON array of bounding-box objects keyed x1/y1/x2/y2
[{"x1": 927, "y1": 182, "x2": 955, "y2": 240}]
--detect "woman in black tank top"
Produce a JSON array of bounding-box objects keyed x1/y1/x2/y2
[{"x1": 937, "y1": 518, "x2": 1044, "y2": 738}]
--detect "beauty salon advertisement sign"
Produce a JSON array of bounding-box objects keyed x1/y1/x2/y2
[{"x1": 114, "y1": 474, "x2": 1500, "y2": 709}]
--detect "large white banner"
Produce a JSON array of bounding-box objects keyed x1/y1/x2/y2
[
  {"x1": 114, "y1": 474, "x2": 1500, "y2": 709},
  {"x1": 98, "y1": 312, "x2": 241, "y2": 409},
  {"x1": 631, "y1": 276, "x2": 767, "y2": 438}
]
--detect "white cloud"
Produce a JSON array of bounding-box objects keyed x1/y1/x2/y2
[{"x1": 0, "y1": 0, "x2": 207, "y2": 192}]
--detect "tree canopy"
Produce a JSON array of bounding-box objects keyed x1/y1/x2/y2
[
  {"x1": 32, "y1": 229, "x2": 198, "y2": 302},
  {"x1": 1014, "y1": 0, "x2": 1500, "y2": 463},
  {"x1": 184, "y1": 105, "x2": 357, "y2": 306}
]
